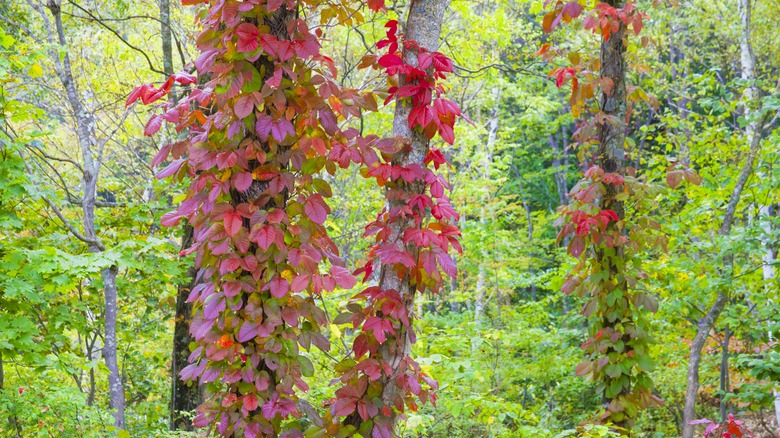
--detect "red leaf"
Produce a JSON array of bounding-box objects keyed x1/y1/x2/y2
[
  {"x1": 330, "y1": 266, "x2": 356, "y2": 289},
  {"x1": 304, "y1": 194, "x2": 329, "y2": 225},
  {"x1": 268, "y1": 276, "x2": 289, "y2": 298},
  {"x1": 224, "y1": 211, "x2": 243, "y2": 237},
  {"x1": 144, "y1": 114, "x2": 163, "y2": 137},
  {"x1": 255, "y1": 225, "x2": 275, "y2": 251},
  {"x1": 235, "y1": 23, "x2": 260, "y2": 53},
  {"x1": 243, "y1": 393, "x2": 259, "y2": 411},
  {"x1": 568, "y1": 235, "x2": 586, "y2": 258},
  {"x1": 331, "y1": 397, "x2": 357, "y2": 417},
  {"x1": 232, "y1": 172, "x2": 254, "y2": 191},
  {"x1": 156, "y1": 159, "x2": 185, "y2": 179},
  {"x1": 234, "y1": 94, "x2": 255, "y2": 119},
  {"x1": 367, "y1": 0, "x2": 385, "y2": 11}
]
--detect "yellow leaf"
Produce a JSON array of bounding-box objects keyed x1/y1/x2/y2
[{"x1": 29, "y1": 64, "x2": 43, "y2": 78}]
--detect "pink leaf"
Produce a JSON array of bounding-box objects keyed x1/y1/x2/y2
[
  {"x1": 268, "y1": 276, "x2": 289, "y2": 298},
  {"x1": 304, "y1": 194, "x2": 329, "y2": 225},
  {"x1": 156, "y1": 159, "x2": 186, "y2": 179},
  {"x1": 235, "y1": 23, "x2": 260, "y2": 53},
  {"x1": 232, "y1": 172, "x2": 253, "y2": 191},
  {"x1": 144, "y1": 114, "x2": 163, "y2": 137},
  {"x1": 243, "y1": 393, "x2": 259, "y2": 411},
  {"x1": 224, "y1": 211, "x2": 243, "y2": 237},
  {"x1": 330, "y1": 266, "x2": 356, "y2": 289},
  {"x1": 234, "y1": 94, "x2": 255, "y2": 119}
]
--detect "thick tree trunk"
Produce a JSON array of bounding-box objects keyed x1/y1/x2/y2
[
  {"x1": 596, "y1": 0, "x2": 628, "y2": 425},
  {"x1": 170, "y1": 225, "x2": 202, "y2": 430},
  {"x1": 681, "y1": 0, "x2": 763, "y2": 434}
]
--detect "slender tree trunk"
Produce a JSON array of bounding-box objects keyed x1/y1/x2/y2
[
  {"x1": 681, "y1": 0, "x2": 763, "y2": 434},
  {"x1": 596, "y1": 0, "x2": 628, "y2": 425},
  {"x1": 32, "y1": 1, "x2": 127, "y2": 428},
  {"x1": 365, "y1": 0, "x2": 450, "y2": 431},
  {"x1": 719, "y1": 327, "x2": 731, "y2": 421},
  {"x1": 160, "y1": 0, "x2": 173, "y2": 76},
  {"x1": 550, "y1": 131, "x2": 569, "y2": 206},
  {"x1": 474, "y1": 87, "x2": 499, "y2": 328},
  {"x1": 761, "y1": 206, "x2": 780, "y2": 428}
]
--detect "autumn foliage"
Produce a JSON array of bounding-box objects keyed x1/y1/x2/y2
[{"x1": 128, "y1": 0, "x2": 462, "y2": 435}]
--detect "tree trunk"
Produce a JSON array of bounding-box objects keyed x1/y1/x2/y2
[
  {"x1": 681, "y1": 0, "x2": 763, "y2": 434},
  {"x1": 474, "y1": 87, "x2": 499, "y2": 328},
  {"x1": 36, "y1": 1, "x2": 126, "y2": 428},
  {"x1": 550, "y1": 131, "x2": 569, "y2": 206},
  {"x1": 596, "y1": 0, "x2": 628, "y2": 424},
  {"x1": 761, "y1": 205, "x2": 779, "y2": 428},
  {"x1": 160, "y1": 0, "x2": 173, "y2": 76},
  {"x1": 169, "y1": 225, "x2": 202, "y2": 430},
  {"x1": 366, "y1": 0, "x2": 450, "y2": 431},
  {"x1": 719, "y1": 327, "x2": 731, "y2": 422}
]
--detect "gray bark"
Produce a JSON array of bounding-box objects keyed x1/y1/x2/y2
[
  {"x1": 474, "y1": 87, "x2": 500, "y2": 328},
  {"x1": 681, "y1": 0, "x2": 764, "y2": 434},
  {"x1": 350, "y1": 0, "x2": 450, "y2": 432},
  {"x1": 719, "y1": 327, "x2": 731, "y2": 421},
  {"x1": 160, "y1": 0, "x2": 173, "y2": 76},
  {"x1": 32, "y1": 0, "x2": 126, "y2": 428},
  {"x1": 761, "y1": 203, "x2": 778, "y2": 428}
]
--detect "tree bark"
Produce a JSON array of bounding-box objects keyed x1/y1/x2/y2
[
  {"x1": 474, "y1": 87, "x2": 500, "y2": 329},
  {"x1": 681, "y1": 0, "x2": 764, "y2": 434},
  {"x1": 35, "y1": 0, "x2": 126, "y2": 428},
  {"x1": 169, "y1": 225, "x2": 202, "y2": 430},
  {"x1": 160, "y1": 0, "x2": 173, "y2": 76},
  {"x1": 363, "y1": 0, "x2": 450, "y2": 432},
  {"x1": 596, "y1": 0, "x2": 628, "y2": 425},
  {"x1": 719, "y1": 327, "x2": 731, "y2": 422},
  {"x1": 761, "y1": 205, "x2": 778, "y2": 428}
]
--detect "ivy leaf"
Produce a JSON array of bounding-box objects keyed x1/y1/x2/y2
[
  {"x1": 234, "y1": 94, "x2": 255, "y2": 119},
  {"x1": 224, "y1": 211, "x2": 243, "y2": 237},
  {"x1": 330, "y1": 266, "x2": 356, "y2": 289},
  {"x1": 235, "y1": 23, "x2": 260, "y2": 53},
  {"x1": 243, "y1": 393, "x2": 259, "y2": 411},
  {"x1": 255, "y1": 225, "x2": 275, "y2": 251},
  {"x1": 268, "y1": 276, "x2": 289, "y2": 298},
  {"x1": 144, "y1": 114, "x2": 163, "y2": 137},
  {"x1": 304, "y1": 194, "x2": 329, "y2": 225}
]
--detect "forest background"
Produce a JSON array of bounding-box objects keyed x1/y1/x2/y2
[{"x1": 0, "y1": 0, "x2": 778, "y2": 437}]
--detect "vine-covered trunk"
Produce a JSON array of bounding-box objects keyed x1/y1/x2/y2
[
  {"x1": 170, "y1": 225, "x2": 202, "y2": 430},
  {"x1": 377, "y1": 0, "x2": 450, "y2": 424},
  {"x1": 681, "y1": 0, "x2": 764, "y2": 434},
  {"x1": 596, "y1": 0, "x2": 628, "y2": 426}
]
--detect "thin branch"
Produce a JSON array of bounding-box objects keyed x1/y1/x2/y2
[{"x1": 66, "y1": 0, "x2": 166, "y2": 75}]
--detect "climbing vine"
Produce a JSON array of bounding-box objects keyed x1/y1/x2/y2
[
  {"x1": 539, "y1": 0, "x2": 693, "y2": 428},
  {"x1": 326, "y1": 18, "x2": 463, "y2": 437},
  {"x1": 129, "y1": 0, "x2": 462, "y2": 436}
]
